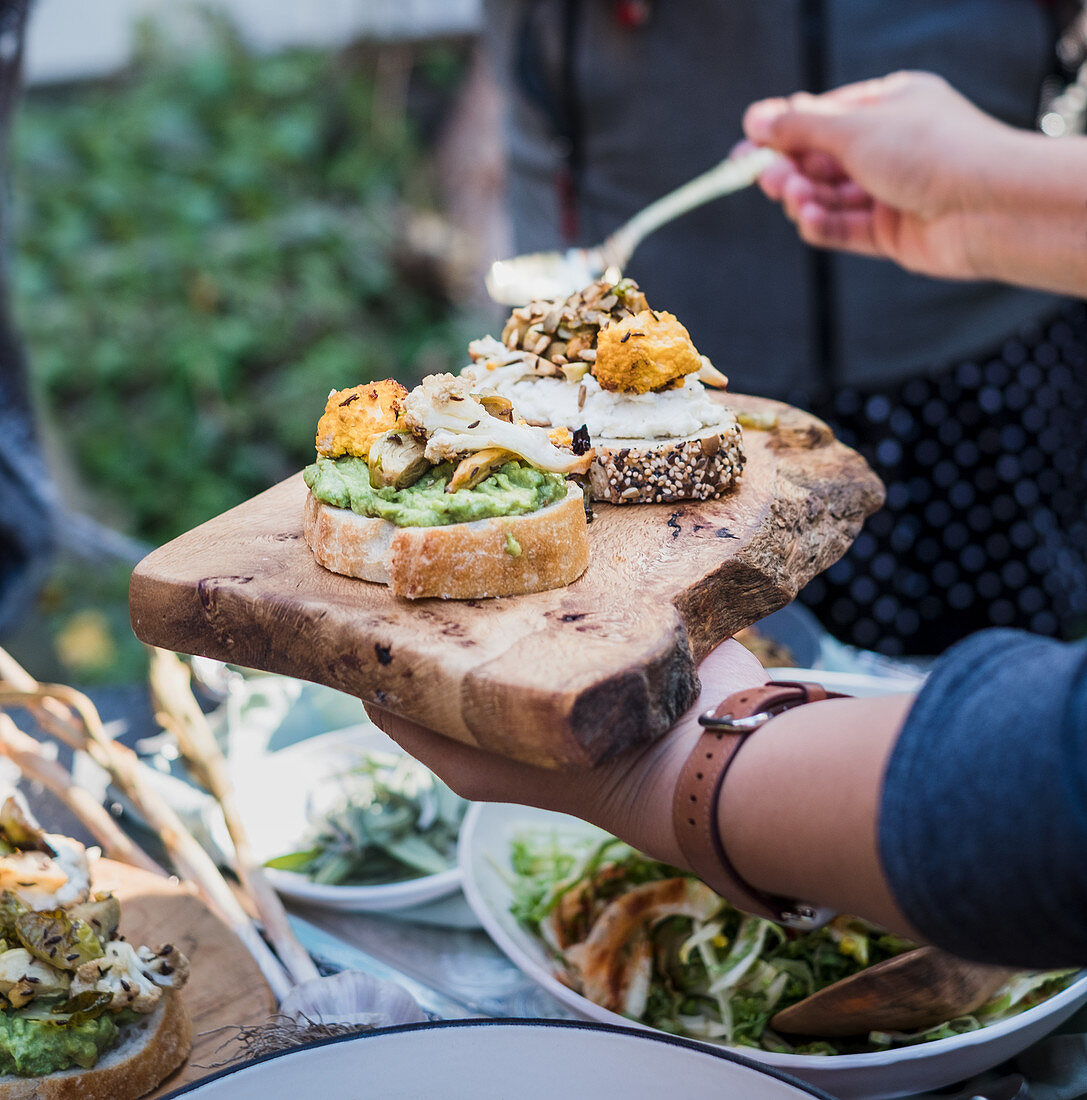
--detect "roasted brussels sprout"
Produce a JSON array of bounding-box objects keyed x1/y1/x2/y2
[
  {"x1": 367, "y1": 430, "x2": 431, "y2": 489},
  {"x1": 68, "y1": 895, "x2": 121, "y2": 948},
  {"x1": 15, "y1": 908, "x2": 103, "y2": 971}
]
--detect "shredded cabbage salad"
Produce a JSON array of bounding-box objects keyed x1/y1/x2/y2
[
  {"x1": 508, "y1": 828, "x2": 1078, "y2": 1055},
  {"x1": 265, "y1": 752, "x2": 466, "y2": 886}
]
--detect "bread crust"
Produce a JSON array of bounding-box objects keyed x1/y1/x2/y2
[
  {"x1": 303, "y1": 480, "x2": 590, "y2": 599},
  {"x1": 0, "y1": 991, "x2": 191, "y2": 1100}
]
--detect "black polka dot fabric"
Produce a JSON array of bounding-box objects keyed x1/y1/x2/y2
[{"x1": 797, "y1": 301, "x2": 1087, "y2": 657}]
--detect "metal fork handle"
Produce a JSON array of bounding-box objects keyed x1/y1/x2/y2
[{"x1": 600, "y1": 146, "x2": 779, "y2": 272}]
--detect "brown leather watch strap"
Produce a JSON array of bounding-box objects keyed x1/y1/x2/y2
[{"x1": 671, "y1": 681, "x2": 846, "y2": 928}]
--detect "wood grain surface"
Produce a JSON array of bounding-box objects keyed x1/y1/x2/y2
[
  {"x1": 130, "y1": 393, "x2": 883, "y2": 767},
  {"x1": 90, "y1": 860, "x2": 276, "y2": 1097}
]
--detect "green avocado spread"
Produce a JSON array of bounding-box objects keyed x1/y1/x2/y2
[
  {"x1": 0, "y1": 1009, "x2": 120, "y2": 1076},
  {"x1": 303, "y1": 456, "x2": 568, "y2": 527}
]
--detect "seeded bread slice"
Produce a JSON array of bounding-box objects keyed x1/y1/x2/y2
[{"x1": 587, "y1": 416, "x2": 745, "y2": 505}]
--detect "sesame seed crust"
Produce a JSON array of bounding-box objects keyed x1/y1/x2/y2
[{"x1": 586, "y1": 414, "x2": 745, "y2": 504}]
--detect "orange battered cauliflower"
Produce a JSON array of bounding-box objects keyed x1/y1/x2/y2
[
  {"x1": 315, "y1": 380, "x2": 408, "y2": 459},
  {"x1": 593, "y1": 310, "x2": 703, "y2": 394}
]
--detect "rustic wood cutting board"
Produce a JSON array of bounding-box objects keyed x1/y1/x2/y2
[
  {"x1": 130, "y1": 393, "x2": 883, "y2": 767},
  {"x1": 90, "y1": 859, "x2": 276, "y2": 1097}
]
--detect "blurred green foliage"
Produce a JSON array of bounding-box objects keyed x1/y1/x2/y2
[{"x1": 11, "y1": 18, "x2": 474, "y2": 545}]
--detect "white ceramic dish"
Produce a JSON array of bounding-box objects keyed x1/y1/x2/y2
[
  {"x1": 221, "y1": 724, "x2": 467, "y2": 917},
  {"x1": 761, "y1": 665, "x2": 926, "y2": 697},
  {"x1": 460, "y1": 802, "x2": 1087, "y2": 1099},
  {"x1": 164, "y1": 1020, "x2": 833, "y2": 1099},
  {"x1": 458, "y1": 669, "x2": 1087, "y2": 1100}
]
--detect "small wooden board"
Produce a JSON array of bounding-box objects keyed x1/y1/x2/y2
[
  {"x1": 91, "y1": 860, "x2": 276, "y2": 1097},
  {"x1": 130, "y1": 394, "x2": 883, "y2": 767}
]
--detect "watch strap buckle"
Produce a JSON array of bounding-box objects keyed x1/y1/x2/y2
[
  {"x1": 674, "y1": 680, "x2": 848, "y2": 929},
  {"x1": 698, "y1": 710, "x2": 772, "y2": 733}
]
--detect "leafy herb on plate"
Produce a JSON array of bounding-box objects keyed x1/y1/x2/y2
[
  {"x1": 266, "y1": 753, "x2": 466, "y2": 886},
  {"x1": 509, "y1": 829, "x2": 1078, "y2": 1055}
]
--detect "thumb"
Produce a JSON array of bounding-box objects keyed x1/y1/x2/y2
[{"x1": 743, "y1": 93, "x2": 855, "y2": 161}]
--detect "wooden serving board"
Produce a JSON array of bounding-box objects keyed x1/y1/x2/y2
[
  {"x1": 91, "y1": 859, "x2": 276, "y2": 1097},
  {"x1": 130, "y1": 393, "x2": 883, "y2": 767}
]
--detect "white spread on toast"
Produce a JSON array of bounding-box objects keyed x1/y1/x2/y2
[{"x1": 462, "y1": 337, "x2": 728, "y2": 440}]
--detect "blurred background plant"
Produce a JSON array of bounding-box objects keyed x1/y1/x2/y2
[
  {"x1": 6, "y1": 8, "x2": 499, "y2": 684},
  {"x1": 16, "y1": 14, "x2": 477, "y2": 544}
]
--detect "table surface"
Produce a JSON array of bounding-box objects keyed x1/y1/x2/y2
[
  {"x1": 290, "y1": 901, "x2": 569, "y2": 1022},
  {"x1": 9, "y1": 626, "x2": 1024, "y2": 1100}
]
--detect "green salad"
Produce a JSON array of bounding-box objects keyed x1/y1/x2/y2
[
  {"x1": 266, "y1": 752, "x2": 467, "y2": 886},
  {"x1": 509, "y1": 829, "x2": 1078, "y2": 1055}
]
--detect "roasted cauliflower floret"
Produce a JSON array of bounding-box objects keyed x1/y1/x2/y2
[
  {"x1": 402, "y1": 374, "x2": 592, "y2": 475},
  {"x1": 0, "y1": 947, "x2": 70, "y2": 1008},
  {"x1": 136, "y1": 943, "x2": 190, "y2": 990},
  {"x1": 72, "y1": 942, "x2": 163, "y2": 1013},
  {"x1": 593, "y1": 310, "x2": 703, "y2": 394},
  {"x1": 315, "y1": 380, "x2": 408, "y2": 459}
]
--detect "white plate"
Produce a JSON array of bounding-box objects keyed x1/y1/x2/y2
[
  {"x1": 221, "y1": 724, "x2": 466, "y2": 916},
  {"x1": 165, "y1": 1020, "x2": 832, "y2": 1099},
  {"x1": 458, "y1": 667, "x2": 1087, "y2": 1100}
]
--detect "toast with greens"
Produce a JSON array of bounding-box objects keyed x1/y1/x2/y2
[
  {"x1": 0, "y1": 794, "x2": 190, "y2": 1099},
  {"x1": 303, "y1": 375, "x2": 594, "y2": 599}
]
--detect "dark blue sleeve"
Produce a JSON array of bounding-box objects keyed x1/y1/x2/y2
[{"x1": 878, "y1": 629, "x2": 1087, "y2": 967}]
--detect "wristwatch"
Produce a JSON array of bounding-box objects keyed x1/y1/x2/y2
[{"x1": 671, "y1": 681, "x2": 848, "y2": 931}]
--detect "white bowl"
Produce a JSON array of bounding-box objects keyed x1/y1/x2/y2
[
  {"x1": 165, "y1": 1020, "x2": 833, "y2": 1099},
  {"x1": 457, "y1": 663, "x2": 1087, "y2": 1098},
  {"x1": 460, "y1": 803, "x2": 1087, "y2": 1099},
  {"x1": 221, "y1": 724, "x2": 465, "y2": 915},
  {"x1": 761, "y1": 666, "x2": 926, "y2": 697}
]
